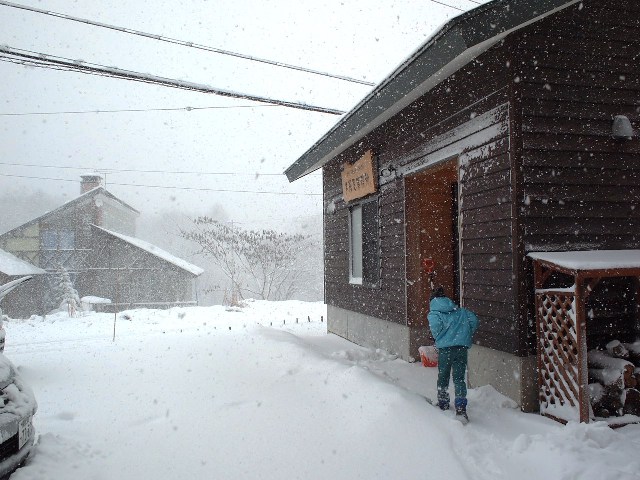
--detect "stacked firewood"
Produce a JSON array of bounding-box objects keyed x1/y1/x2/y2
[{"x1": 588, "y1": 341, "x2": 640, "y2": 418}]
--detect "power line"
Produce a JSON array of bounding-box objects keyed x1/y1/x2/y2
[
  {"x1": 0, "y1": 0, "x2": 375, "y2": 87},
  {"x1": 0, "y1": 46, "x2": 346, "y2": 116},
  {"x1": 0, "y1": 104, "x2": 280, "y2": 116},
  {"x1": 429, "y1": 0, "x2": 466, "y2": 11},
  {"x1": 0, "y1": 173, "x2": 322, "y2": 196},
  {"x1": 0, "y1": 161, "x2": 321, "y2": 177}
]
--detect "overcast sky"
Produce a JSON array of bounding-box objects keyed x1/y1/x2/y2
[{"x1": 1, "y1": 0, "x2": 487, "y2": 230}]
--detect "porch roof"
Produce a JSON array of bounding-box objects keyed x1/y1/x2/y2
[
  {"x1": 0, "y1": 248, "x2": 46, "y2": 276},
  {"x1": 528, "y1": 250, "x2": 640, "y2": 273},
  {"x1": 284, "y1": 0, "x2": 579, "y2": 182}
]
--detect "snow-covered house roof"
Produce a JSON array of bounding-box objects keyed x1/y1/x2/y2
[
  {"x1": 528, "y1": 250, "x2": 640, "y2": 272},
  {"x1": 0, "y1": 248, "x2": 46, "y2": 276},
  {"x1": 0, "y1": 186, "x2": 139, "y2": 237},
  {"x1": 92, "y1": 226, "x2": 204, "y2": 276},
  {"x1": 285, "y1": 0, "x2": 580, "y2": 182}
]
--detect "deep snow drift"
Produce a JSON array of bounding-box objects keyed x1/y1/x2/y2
[{"x1": 3, "y1": 300, "x2": 640, "y2": 480}]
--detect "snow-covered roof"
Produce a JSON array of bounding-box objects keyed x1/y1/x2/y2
[
  {"x1": 285, "y1": 0, "x2": 580, "y2": 182},
  {"x1": 528, "y1": 250, "x2": 640, "y2": 271},
  {"x1": 80, "y1": 296, "x2": 112, "y2": 304},
  {"x1": 0, "y1": 249, "x2": 46, "y2": 276},
  {"x1": 92, "y1": 226, "x2": 204, "y2": 276},
  {"x1": 0, "y1": 187, "x2": 139, "y2": 237}
]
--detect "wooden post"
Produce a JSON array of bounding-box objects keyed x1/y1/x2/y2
[
  {"x1": 634, "y1": 277, "x2": 640, "y2": 334},
  {"x1": 533, "y1": 261, "x2": 543, "y2": 413},
  {"x1": 575, "y1": 273, "x2": 589, "y2": 423}
]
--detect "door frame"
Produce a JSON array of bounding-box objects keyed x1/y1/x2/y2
[{"x1": 404, "y1": 157, "x2": 461, "y2": 328}]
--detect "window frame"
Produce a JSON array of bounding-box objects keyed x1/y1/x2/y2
[
  {"x1": 348, "y1": 197, "x2": 380, "y2": 287},
  {"x1": 41, "y1": 229, "x2": 75, "y2": 250},
  {"x1": 348, "y1": 204, "x2": 363, "y2": 284}
]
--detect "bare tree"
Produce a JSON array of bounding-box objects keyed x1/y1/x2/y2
[
  {"x1": 237, "y1": 229, "x2": 311, "y2": 300},
  {"x1": 182, "y1": 218, "x2": 244, "y2": 304},
  {"x1": 182, "y1": 218, "x2": 312, "y2": 302}
]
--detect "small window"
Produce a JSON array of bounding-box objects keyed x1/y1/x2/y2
[
  {"x1": 349, "y1": 205, "x2": 363, "y2": 283},
  {"x1": 349, "y1": 199, "x2": 379, "y2": 286},
  {"x1": 59, "y1": 230, "x2": 75, "y2": 249},
  {"x1": 41, "y1": 230, "x2": 58, "y2": 249},
  {"x1": 41, "y1": 229, "x2": 75, "y2": 249}
]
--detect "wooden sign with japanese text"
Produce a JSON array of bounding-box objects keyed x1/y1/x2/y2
[{"x1": 341, "y1": 150, "x2": 377, "y2": 202}]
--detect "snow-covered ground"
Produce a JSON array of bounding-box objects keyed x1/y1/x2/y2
[{"x1": 3, "y1": 300, "x2": 640, "y2": 480}]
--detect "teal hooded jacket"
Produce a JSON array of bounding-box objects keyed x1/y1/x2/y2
[{"x1": 427, "y1": 296, "x2": 479, "y2": 349}]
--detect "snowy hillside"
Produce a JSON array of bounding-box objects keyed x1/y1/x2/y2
[{"x1": 4, "y1": 300, "x2": 640, "y2": 480}]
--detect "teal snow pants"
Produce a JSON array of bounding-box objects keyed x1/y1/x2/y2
[{"x1": 436, "y1": 346, "x2": 468, "y2": 408}]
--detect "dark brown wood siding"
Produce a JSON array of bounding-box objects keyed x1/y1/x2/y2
[
  {"x1": 515, "y1": 0, "x2": 640, "y2": 352},
  {"x1": 458, "y1": 105, "x2": 516, "y2": 353},
  {"x1": 324, "y1": 159, "x2": 406, "y2": 324},
  {"x1": 323, "y1": 43, "x2": 517, "y2": 352}
]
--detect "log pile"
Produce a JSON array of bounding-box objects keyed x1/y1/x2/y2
[{"x1": 588, "y1": 341, "x2": 640, "y2": 418}]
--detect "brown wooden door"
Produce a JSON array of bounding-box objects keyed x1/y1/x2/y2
[{"x1": 406, "y1": 158, "x2": 459, "y2": 329}]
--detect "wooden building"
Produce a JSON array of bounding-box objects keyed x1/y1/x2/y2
[
  {"x1": 285, "y1": 0, "x2": 639, "y2": 409},
  {"x1": 0, "y1": 176, "x2": 203, "y2": 317}
]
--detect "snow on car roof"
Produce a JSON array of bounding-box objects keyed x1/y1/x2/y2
[
  {"x1": 92, "y1": 226, "x2": 204, "y2": 276},
  {"x1": 0, "y1": 249, "x2": 46, "y2": 276},
  {"x1": 528, "y1": 250, "x2": 640, "y2": 271}
]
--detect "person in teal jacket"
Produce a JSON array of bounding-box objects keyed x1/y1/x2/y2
[{"x1": 427, "y1": 287, "x2": 479, "y2": 420}]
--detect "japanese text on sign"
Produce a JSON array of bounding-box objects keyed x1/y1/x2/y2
[{"x1": 341, "y1": 150, "x2": 377, "y2": 202}]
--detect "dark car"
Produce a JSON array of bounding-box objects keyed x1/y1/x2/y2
[
  {"x1": 0, "y1": 353, "x2": 37, "y2": 478},
  {"x1": 0, "y1": 276, "x2": 33, "y2": 353}
]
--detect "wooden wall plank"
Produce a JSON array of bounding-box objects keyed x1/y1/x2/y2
[{"x1": 514, "y1": 0, "x2": 640, "y2": 356}]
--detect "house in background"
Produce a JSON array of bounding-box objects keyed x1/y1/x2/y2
[
  {"x1": 0, "y1": 175, "x2": 203, "y2": 317},
  {"x1": 286, "y1": 0, "x2": 639, "y2": 411}
]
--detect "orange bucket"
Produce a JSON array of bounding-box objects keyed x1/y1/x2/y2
[{"x1": 418, "y1": 346, "x2": 438, "y2": 367}]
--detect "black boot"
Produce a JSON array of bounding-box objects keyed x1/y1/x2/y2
[
  {"x1": 455, "y1": 398, "x2": 468, "y2": 423},
  {"x1": 455, "y1": 405, "x2": 468, "y2": 421},
  {"x1": 437, "y1": 390, "x2": 450, "y2": 411}
]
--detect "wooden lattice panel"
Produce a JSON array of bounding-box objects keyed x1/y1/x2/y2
[{"x1": 537, "y1": 292, "x2": 580, "y2": 421}]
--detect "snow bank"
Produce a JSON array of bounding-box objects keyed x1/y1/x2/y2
[{"x1": 2, "y1": 300, "x2": 639, "y2": 480}]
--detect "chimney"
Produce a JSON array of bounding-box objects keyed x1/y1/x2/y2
[{"x1": 80, "y1": 175, "x2": 103, "y2": 194}]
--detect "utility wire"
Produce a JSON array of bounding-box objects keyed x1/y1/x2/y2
[
  {"x1": 0, "y1": 46, "x2": 346, "y2": 115},
  {"x1": 0, "y1": 0, "x2": 375, "y2": 87},
  {"x1": 429, "y1": 0, "x2": 465, "y2": 11},
  {"x1": 0, "y1": 161, "x2": 321, "y2": 177},
  {"x1": 0, "y1": 104, "x2": 279, "y2": 116},
  {"x1": 0, "y1": 173, "x2": 322, "y2": 196}
]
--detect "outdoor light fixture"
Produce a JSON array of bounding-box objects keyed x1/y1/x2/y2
[
  {"x1": 380, "y1": 165, "x2": 397, "y2": 179},
  {"x1": 612, "y1": 115, "x2": 635, "y2": 141},
  {"x1": 325, "y1": 199, "x2": 337, "y2": 215}
]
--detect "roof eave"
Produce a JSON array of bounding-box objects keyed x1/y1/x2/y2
[
  {"x1": 0, "y1": 187, "x2": 139, "y2": 238},
  {"x1": 285, "y1": 0, "x2": 580, "y2": 182}
]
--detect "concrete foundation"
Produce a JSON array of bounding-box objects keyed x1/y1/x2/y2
[
  {"x1": 327, "y1": 304, "x2": 428, "y2": 362},
  {"x1": 468, "y1": 344, "x2": 539, "y2": 412},
  {"x1": 328, "y1": 304, "x2": 540, "y2": 411}
]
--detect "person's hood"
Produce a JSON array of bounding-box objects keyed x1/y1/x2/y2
[{"x1": 429, "y1": 296, "x2": 457, "y2": 313}]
